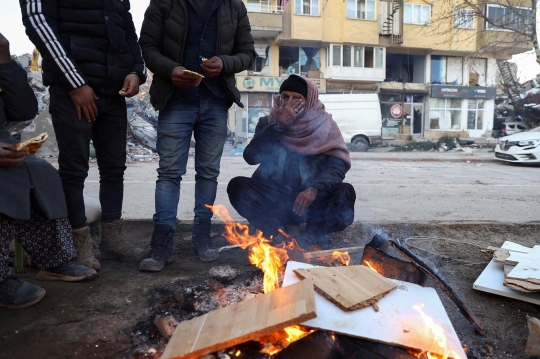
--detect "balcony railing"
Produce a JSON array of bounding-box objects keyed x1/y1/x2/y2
[{"x1": 247, "y1": 5, "x2": 284, "y2": 14}]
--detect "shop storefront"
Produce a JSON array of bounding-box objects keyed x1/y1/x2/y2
[
  {"x1": 428, "y1": 85, "x2": 496, "y2": 138},
  {"x1": 233, "y1": 76, "x2": 326, "y2": 142},
  {"x1": 380, "y1": 93, "x2": 426, "y2": 138}
]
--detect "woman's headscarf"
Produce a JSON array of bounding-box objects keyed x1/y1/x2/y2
[{"x1": 268, "y1": 75, "x2": 351, "y2": 170}]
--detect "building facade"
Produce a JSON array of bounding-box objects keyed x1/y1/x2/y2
[{"x1": 232, "y1": 0, "x2": 532, "y2": 142}]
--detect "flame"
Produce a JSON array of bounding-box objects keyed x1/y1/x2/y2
[
  {"x1": 413, "y1": 304, "x2": 463, "y2": 359},
  {"x1": 363, "y1": 260, "x2": 378, "y2": 273},
  {"x1": 235, "y1": 349, "x2": 241, "y2": 357},
  {"x1": 208, "y1": 204, "x2": 288, "y2": 293},
  {"x1": 331, "y1": 251, "x2": 350, "y2": 266},
  {"x1": 208, "y1": 205, "x2": 313, "y2": 354}
]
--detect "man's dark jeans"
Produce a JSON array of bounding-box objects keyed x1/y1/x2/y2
[
  {"x1": 227, "y1": 177, "x2": 356, "y2": 238},
  {"x1": 153, "y1": 96, "x2": 229, "y2": 231},
  {"x1": 49, "y1": 86, "x2": 127, "y2": 229}
]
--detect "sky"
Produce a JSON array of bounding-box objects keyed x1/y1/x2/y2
[{"x1": 2, "y1": 0, "x2": 540, "y2": 82}]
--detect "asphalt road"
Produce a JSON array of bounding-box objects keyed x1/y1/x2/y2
[{"x1": 84, "y1": 156, "x2": 540, "y2": 223}]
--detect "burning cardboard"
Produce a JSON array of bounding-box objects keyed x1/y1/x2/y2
[
  {"x1": 284, "y1": 261, "x2": 467, "y2": 359},
  {"x1": 161, "y1": 279, "x2": 317, "y2": 359}
]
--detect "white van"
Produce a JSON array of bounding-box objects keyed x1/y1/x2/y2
[{"x1": 319, "y1": 94, "x2": 383, "y2": 152}]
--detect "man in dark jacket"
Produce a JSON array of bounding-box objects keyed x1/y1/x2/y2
[
  {"x1": 0, "y1": 32, "x2": 96, "y2": 309},
  {"x1": 227, "y1": 76, "x2": 356, "y2": 250},
  {"x1": 20, "y1": 0, "x2": 147, "y2": 267},
  {"x1": 138, "y1": 0, "x2": 256, "y2": 270}
]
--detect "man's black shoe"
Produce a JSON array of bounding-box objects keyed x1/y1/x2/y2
[
  {"x1": 0, "y1": 275, "x2": 46, "y2": 309},
  {"x1": 139, "y1": 225, "x2": 174, "y2": 272},
  {"x1": 192, "y1": 218, "x2": 220, "y2": 262}
]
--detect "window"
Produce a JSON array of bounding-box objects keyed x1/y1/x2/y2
[
  {"x1": 249, "y1": 44, "x2": 271, "y2": 74},
  {"x1": 404, "y1": 4, "x2": 430, "y2": 25},
  {"x1": 486, "y1": 4, "x2": 532, "y2": 32},
  {"x1": 346, "y1": 0, "x2": 376, "y2": 20},
  {"x1": 295, "y1": 0, "x2": 319, "y2": 16},
  {"x1": 455, "y1": 8, "x2": 474, "y2": 29},
  {"x1": 429, "y1": 98, "x2": 462, "y2": 130},
  {"x1": 469, "y1": 58, "x2": 486, "y2": 86},
  {"x1": 467, "y1": 100, "x2": 484, "y2": 130},
  {"x1": 279, "y1": 46, "x2": 321, "y2": 76},
  {"x1": 385, "y1": 53, "x2": 426, "y2": 83},
  {"x1": 329, "y1": 44, "x2": 383, "y2": 68},
  {"x1": 430, "y1": 56, "x2": 463, "y2": 85}
]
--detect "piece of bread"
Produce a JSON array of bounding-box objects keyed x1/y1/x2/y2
[
  {"x1": 202, "y1": 57, "x2": 209, "y2": 63},
  {"x1": 182, "y1": 69, "x2": 204, "y2": 86},
  {"x1": 8, "y1": 133, "x2": 48, "y2": 155}
]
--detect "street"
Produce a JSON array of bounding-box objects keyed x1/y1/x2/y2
[{"x1": 84, "y1": 155, "x2": 540, "y2": 224}]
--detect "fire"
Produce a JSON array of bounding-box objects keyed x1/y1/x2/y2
[
  {"x1": 208, "y1": 204, "x2": 288, "y2": 293},
  {"x1": 413, "y1": 304, "x2": 463, "y2": 359},
  {"x1": 363, "y1": 260, "x2": 378, "y2": 273},
  {"x1": 331, "y1": 251, "x2": 350, "y2": 266},
  {"x1": 235, "y1": 349, "x2": 241, "y2": 357},
  {"x1": 208, "y1": 205, "x2": 314, "y2": 354}
]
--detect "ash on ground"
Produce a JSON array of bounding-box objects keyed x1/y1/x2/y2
[{"x1": 129, "y1": 270, "x2": 267, "y2": 358}]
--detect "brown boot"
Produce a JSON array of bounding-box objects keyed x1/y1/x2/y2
[
  {"x1": 100, "y1": 220, "x2": 144, "y2": 260},
  {"x1": 72, "y1": 226, "x2": 101, "y2": 272}
]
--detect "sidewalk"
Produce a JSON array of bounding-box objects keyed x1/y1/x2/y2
[{"x1": 350, "y1": 148, "x2": 498, "y2": 163}]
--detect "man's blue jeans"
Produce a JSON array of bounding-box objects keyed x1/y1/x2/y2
[{"x1": 153, "y1": 97, "x2": 229, "y2": 231}]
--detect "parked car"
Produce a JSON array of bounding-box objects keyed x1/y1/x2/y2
[
  {"x1": 319, "y1": 94, "x2": 383, "y2": 152},
  {"x1": 503, "y1": 121, "x2": 529, "y2": 136},
  {"x1": 495, "y1": 126, "x2": 540, "y2": 163}
]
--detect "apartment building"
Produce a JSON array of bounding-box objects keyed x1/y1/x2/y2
[{"x1": 233, "y1": 0, "x2": 532, "y2": 141}]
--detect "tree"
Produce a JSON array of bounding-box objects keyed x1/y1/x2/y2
[{"x1": 417, "y1": 0, "x2": 536, "y2": 64}]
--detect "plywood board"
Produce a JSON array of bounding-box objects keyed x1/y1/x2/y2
[
  {"x1": 294, "y1": 265, "x2": 397, "y2": 311},
  {"x1": 161, "y1": 279, "x2": 317, "y2": 359},
  {"x1": 283, "y1": 261, "x2": 466, "y2": 359},
  {"x1": 507, "y1": 246, "x2": 540, "y2": 285},
  {"x1": 473, "y1": 260, "x2": 540, "y2": 306}
]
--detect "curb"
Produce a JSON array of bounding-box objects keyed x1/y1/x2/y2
[{"x1": 349, "y1": 156, "x2": 499, "y2": 163}]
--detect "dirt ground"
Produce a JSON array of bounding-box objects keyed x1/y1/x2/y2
[{"x1": 1, "y1": 221, "x2": 540, "y2": 359}]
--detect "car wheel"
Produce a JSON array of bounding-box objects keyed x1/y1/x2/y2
[{"x1": 351, "y1": 137, "x2": 369, "y2": 152}]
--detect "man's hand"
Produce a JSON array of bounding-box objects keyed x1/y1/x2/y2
[
  {"x1": 0, "y1": 142, "x2": 26, "y2": 167},
  {"x1": 120, "y1": 73, "x2": 140, "y2": 98},
  {"x1": 172, "y1": 66, "x2": 199, "y2": 88},
  {"x1": 201, "y1": 56, "x2": 223, "y2": 78},
  {"x1": 293, "y1": 187, "x2": 319, "y2": 216},
  {"x1": 70, "y1": 85, "x2": 99, "y2": 122},
  {"x1": 277, "y1": 97, "x2": 305, "y2": 127},
  {"x1": 0, "y1": 33, "x2": 11, "y2": 64}
]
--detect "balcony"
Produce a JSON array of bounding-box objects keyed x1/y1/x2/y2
[
  {"x1": 324, "y1": 66, "x2": 385, "y2": 82},
  {"x1": 247, "y1": 5, "x2": 284, "y2": 39}
]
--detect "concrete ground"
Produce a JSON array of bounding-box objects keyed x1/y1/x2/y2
[{"x1": 83, "y1": 150, "x2": 540, "y2": 224}]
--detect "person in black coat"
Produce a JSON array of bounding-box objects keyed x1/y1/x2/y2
[
  {"x1": 138, "y1": 0, "x2": 256, "y2": 270},
  {"x1": 227, "y1": 76, "x2": 356, "y2": 250},
  {"x1": 0, "y1": 33, "x2": 97, "y2": 309},
  {"x1": 20, "y1": 0, "x2": 147, "y2": 266}
]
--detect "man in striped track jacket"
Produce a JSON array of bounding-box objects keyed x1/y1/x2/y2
[{"x1": 19, "y1": 0, "x2": 147, "y2": 268}]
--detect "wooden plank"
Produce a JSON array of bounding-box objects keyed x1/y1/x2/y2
[
  {"x1": 473, "y1": 260, "x2": 540, "y2": 305},
  {"x1": 284, "y1": 261, "x2": 466, "y2": 359},
  {"x1": 303, "y1": 246, "x2": 365, "y2": 260},
  {"x1": 486, "y1": 245, "x2": 528, "y2": 253},
  {"x1": 293, "y1": 265, "x2": 397, "y2": 311},
  {"x1": 161, "y1": 279, "x2": 317, "y2": 359}
]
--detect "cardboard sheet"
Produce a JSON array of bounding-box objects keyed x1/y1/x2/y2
[
  {"x1": 283, "y1": 261, "x2": 466, "y2": 358},
  {"x1": 162, "y1": 278, "x2": 317, "y2": 359}
]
